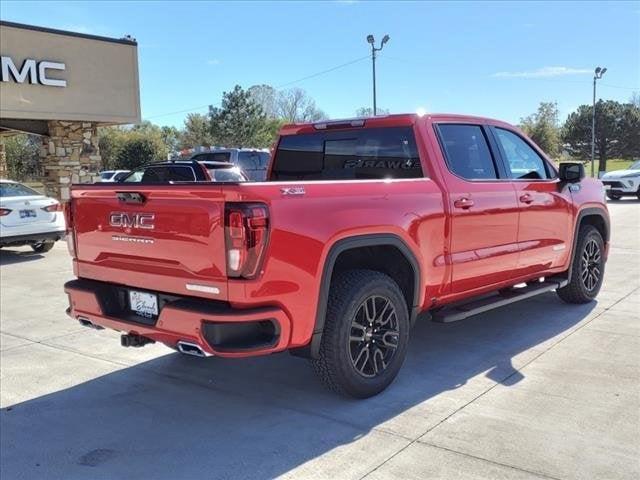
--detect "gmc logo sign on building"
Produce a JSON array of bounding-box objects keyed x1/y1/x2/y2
[{"x1": 0, "y1": 56, "x2": 67, "y2": 87}]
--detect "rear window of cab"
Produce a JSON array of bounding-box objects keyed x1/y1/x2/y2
[{"x1": 271, "y1": 127, "x2": 424, "y2": 181}]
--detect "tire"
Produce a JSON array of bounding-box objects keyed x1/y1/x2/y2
[
  {"x1": 31, "y1": 241, "x2": 55, "y2": 253},
  {"x1": 311, "y1": 270, "x2": 410, "y2": 398},
  {"x1": 606, "y1": 193, "x2": 621, "y2": 201},
  {"x1": 556, "y1": 225, "x2": 605, "y2": 304}
]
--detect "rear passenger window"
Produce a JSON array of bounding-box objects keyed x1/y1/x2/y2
[
  {"x1": 437, "y1": 124, "x2": 497, "y2": 180},
  {"x1": 494, "y1": 128, "x2": 550, "y2": 180},
  {"x1": 139, "y1": 166, "x2": 196, "y2": 183},
  {"x1": 238, "y1": 152, "x2": 260, "y2": 170},
  {"x1": 271, "y1": 127, "x2": 423, "y2": 180}
]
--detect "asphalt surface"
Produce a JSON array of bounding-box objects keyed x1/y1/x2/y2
[{"x1": 1, "y1": 200, "x2": 638, "y2": 480}]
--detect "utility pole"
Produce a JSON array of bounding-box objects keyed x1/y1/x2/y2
[
  {"x1": 591, "y1": 66, "x2": 607, "y2": 178},
  {"x1": 366, "y1": 34, "x2": 390, "y2": 116}
]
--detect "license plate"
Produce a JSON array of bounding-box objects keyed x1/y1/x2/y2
[
  {"x1": 129, "y1": 290, "x2": 158, "y2": 318},
  {"x1": 19, "y1": 209, "x2": 36, "y2": 218},
  {"x1": 604, "y1": 185, "x2": 611, "y2": 190}
]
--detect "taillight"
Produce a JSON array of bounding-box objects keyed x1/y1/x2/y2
[
  {"x1": 0, "y1": 208, "x2": 11, "y2": 216},
  {"x1": 41, "y1": 202, "x2": 63, "y2": 213},
  {"x1": 224, "y1": 203, "x2": 270, "y2": 279},
  {"x1": 63, "y1": 201, "x2": 77, "y2": 258}
]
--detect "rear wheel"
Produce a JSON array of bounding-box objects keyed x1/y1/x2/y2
[
  {"x1": 556, "y1": 225, "x2": 605, "y2": 304},
  {"x1": 31, "y1": 240, "x2": 55, "y2": 253},
  {"x1": 606, "y1": 192, "x2": 621, "y2": 201},
  {"x1": 312, "y1": 270, "x2": 410, "y2": 398}
]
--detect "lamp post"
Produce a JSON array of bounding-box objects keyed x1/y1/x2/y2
[
  {"x1": 591, "y1": 66, "x2": 607, "y2": 178},
  {"x1": 366, "y1": 34, "x2": 390, "y2": 116}
]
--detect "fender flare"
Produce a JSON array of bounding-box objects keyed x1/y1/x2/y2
[
  {"x1": 303, "y1": 233, "x2": 421, "y2": 359},
  {"x1": 567, "y1": 207, "x2": 610, "y2": 281}
]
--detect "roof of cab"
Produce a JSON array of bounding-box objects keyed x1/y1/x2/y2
[{"x1": 279, "y1": 112, "x2": 514, "y2": 135}]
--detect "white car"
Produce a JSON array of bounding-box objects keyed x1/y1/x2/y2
[
  {"x1": 0, "y1": 180, "x2": 66, "y2": 253},
  {"x1": 99, "y1": 170, "x2": 130, "y2": 182},
  {"x1": 602, "y1": 160, "x2": 640, "y2": 200}
]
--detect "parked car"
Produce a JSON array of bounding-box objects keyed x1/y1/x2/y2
[
  {"x1": 120, "y1": 160, "x2": 248, "y2": 183},
  {"x1": 99, "y1": 170, "x2": 131, "y2": 182},
  {"x1": 601, "y1": 160, "x2": 640, "y2": 200},
  {"x1": 64, "y1": 114, "x2": 609, "y2": 398},
  {"x1": 0, "y1": 179, "x2": 65, "y2": 253},
  {"x1": 189, "y1": 148, "x2": 270, "y2": 181}
]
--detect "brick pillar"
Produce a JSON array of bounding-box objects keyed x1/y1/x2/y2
[
  {"x1": 0, "y1": 137, "x2": 7, "y2": 179},
  {"x1": 41, "y1": 121, "x2": 102, "y2": 200}
]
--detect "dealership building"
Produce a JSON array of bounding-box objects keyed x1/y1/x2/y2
[{"x1": 0, "y1": 21, "x2": 140, "y2": 199}]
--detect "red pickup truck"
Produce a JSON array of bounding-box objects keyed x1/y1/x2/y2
[{"x1": 64, "y1": 114, "x2": 609, "y2": 398}]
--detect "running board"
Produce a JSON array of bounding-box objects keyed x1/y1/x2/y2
[{"x1": 432, "y1": 279, "x2": 568, "y2": 323}]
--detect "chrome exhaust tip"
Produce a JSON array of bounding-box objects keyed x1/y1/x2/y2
[
  {"x1": 176, "y1": 341, "x2": 210, "y2": 357},
  {"x1": 78, "y1": 316, "x2": 104, "y2": 330}
]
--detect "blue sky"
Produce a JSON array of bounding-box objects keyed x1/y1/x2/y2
[{"x1": 2, "y1": 1, "x2": 639, "y2": 127}]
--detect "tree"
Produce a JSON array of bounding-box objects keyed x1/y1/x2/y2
[
  {"x1": 248, "y1": 84, "x2": 278, "y2": 118},
  {"x1": 182, "y1": 113, "x2": 214, "y2": 148},
  {"x1": 4, "y1": 134, "x2": 40, "y2": 180},
  {"x1": 209, "y1": 85, "x2": 267, "y2": 147},
  {"x1": 98, "y1": 126, "x2": 127, "y2": 170},
  {"x1": 160, "y1": 125, "x2": 182, "y2": 153},
  {"x1": 255, "y1": 118, "x2": 287, "y2": 148},
  {"x1": 620, "y1": 102, "x2": 640, "y2": 159},
  {"x1": 520, "y1": 102, "x2": 561, "y2": 158},
  {"x1": 562, "y1": 100, "x2": 629, "y2": 172},
  {"x1": 355, "y1": 107, "x2": 390, "y2": 117},
  {"x1": 276, "y1": 88, "x2": 327, "y2": 123},
  {"x1": 115, "y1": 136, "x2": 165, "y2": 170}
]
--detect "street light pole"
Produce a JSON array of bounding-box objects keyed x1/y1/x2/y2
[
  {"x1": 366, "y1": 34, "x2": 390, "y2": 116},
  {"x1": 591, "y1": 66, "x2": 607, "y2": 178}
]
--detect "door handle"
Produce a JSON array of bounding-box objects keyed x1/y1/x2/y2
[
  {"x1": 454, "y1": 197, "x2": 474, "y2": 209},
  {"x1": 519, "y1": 194, "x2": 534, "y2": 204}
]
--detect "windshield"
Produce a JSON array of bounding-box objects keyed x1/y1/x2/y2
[
  {"x1": 630, "y1": 161, "x2": 640, "y2": 170},
  {"x1": 209, "y1": 167, "x2": 247, "y2": 182},
  {"x1": 0, "y1": 182, "x2": 41, "y2": 197},
  {"x1": 122, "y1": 165, "x2": 197, "y2": 183}
]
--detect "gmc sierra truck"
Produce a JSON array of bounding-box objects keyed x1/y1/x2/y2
[{"x1": 64, "y1": 114, "x2": 610, "y2": 398}]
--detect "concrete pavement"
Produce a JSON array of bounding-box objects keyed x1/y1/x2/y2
[{"x1": 1, "y1": 200, "x2": 638, "y2": 479}]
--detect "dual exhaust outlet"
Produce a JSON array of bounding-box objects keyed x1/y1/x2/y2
[{"x1": 78, "y1": 316, "x2": 210, "y2": 357}]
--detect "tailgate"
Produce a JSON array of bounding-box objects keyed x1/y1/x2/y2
[{"x1": 71, "y1": 185, "x2": 228, "y2": 300}]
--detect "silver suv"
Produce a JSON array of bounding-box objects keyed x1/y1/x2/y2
[{"x1": 189, "y1": 148, "x2": 270, "y2": 181}]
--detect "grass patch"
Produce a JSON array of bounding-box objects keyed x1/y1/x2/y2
[{"x1": 559, "y1": 159, "x2": 635, "y2": 177}]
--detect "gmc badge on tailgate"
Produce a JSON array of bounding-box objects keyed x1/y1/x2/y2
[{"x1": 109, "y1": 212, "x2": 155, "y2": 230}]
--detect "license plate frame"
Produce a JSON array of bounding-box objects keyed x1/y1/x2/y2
[
  {"x1": 19, "y1": 209, "x2": 37, "y2": 219},
  {"x1": 128, "y1": 290, "x2": 159, "y2": 318}
]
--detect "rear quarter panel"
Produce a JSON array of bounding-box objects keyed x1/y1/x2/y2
[{"x1": 222, "y1": 179, "x2": 446, "y2": 347}]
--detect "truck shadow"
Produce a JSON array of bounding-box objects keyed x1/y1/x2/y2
[
  {"x1": 0, "y1": 248, "x2": 45, "y2": 265},
  {"x1": 0, "y1": 293, "x2": 596, "y2": 479}
]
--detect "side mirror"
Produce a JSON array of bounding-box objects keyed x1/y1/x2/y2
[{"x1": 559, "y1": 162, "x2": 585, "y2": 183}]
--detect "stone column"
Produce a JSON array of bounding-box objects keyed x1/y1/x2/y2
[
  {"x1": 40, "y1": 121, "x2": 102, "y2": 200},
  {"x1": 0, "y1": 137, "x2": 7, "y2": 179}
]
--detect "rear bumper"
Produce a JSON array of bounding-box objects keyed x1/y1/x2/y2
[
  {"x1": 0, "y1": 230, "x2": 65, "y2": 246},
  {"x1": 64, "y1": 278, "x2": 292, "y2": 358}
]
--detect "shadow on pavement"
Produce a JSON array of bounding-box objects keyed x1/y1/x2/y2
[
  {"x1": 0, "y1": 249, "x2": 45, "y2": 266},
  {"x1": 0, "y1": 292, "x2": 596, "y2": 480}
]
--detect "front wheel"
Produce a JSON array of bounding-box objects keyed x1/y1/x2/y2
[
  {"x1": 556, "y1": 225, "x2": 605, "y2": 304},
  {"x1": 31, "y1": 240, "x2": 55, "y2": 253},
  {"x1": 312, "y1": 270, "x2": 410, "y2": 398}
]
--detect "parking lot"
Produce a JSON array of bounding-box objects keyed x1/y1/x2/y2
[{"x1": 0, "y1": 200, "x2": 638, "y2": 480}]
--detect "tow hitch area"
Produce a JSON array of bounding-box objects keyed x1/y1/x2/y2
[{"x1": 121, "y1": 333, "x2": 155, "y2": 348}]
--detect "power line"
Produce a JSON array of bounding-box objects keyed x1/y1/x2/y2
[
  {"x1": 275, "y1": 55, "x2": 369, "y2": 88},
  {"x1": 144, "y1": 54, "x2": 370, "y2": 121}
]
